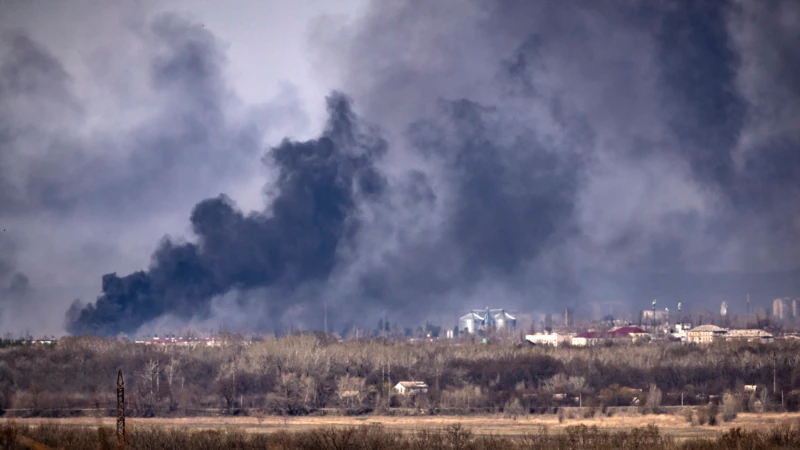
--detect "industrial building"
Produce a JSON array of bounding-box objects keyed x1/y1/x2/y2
[
  {"x1": 458, "y1": 312, "x2": 485, "y2": 334},
  {"x1": 458, "y1": 308, "x2": 517, "y2": 334}
]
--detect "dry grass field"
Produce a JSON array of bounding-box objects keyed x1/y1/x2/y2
[{"x1": 6, "y1": 412, "x2": 800, "y2": 441}]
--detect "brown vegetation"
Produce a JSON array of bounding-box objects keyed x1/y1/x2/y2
[
  {"x1": 1, "y1": 335, "x2": 799, "y2": 419},
  {"x1": 1, "y1": 421, "x2": 800, "y2": 449}
]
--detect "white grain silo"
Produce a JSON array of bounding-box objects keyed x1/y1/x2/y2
[
  {"x1": 458, "y1": 312, "x2": 485, "y2": 334},
  {"x1": 493, "y1": 310, "x2": 517, "y2": 330}
]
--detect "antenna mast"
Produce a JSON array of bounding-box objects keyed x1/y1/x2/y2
[{"x1": 323, "y1": 298, "x2": 328, "y2": 334}]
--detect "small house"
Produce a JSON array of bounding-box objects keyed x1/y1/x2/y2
[{"x1": 394, "y1": 381, "x2": 429, "y2": 396}]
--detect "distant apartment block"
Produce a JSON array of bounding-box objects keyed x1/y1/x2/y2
[
  {"x1": 640, "y1": 309, "x2": 669, "y2": 324},
  {"x1": 773, "y1": 298, "x2": 789, "y2": 320}
]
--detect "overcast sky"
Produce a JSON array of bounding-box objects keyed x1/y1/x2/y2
[{"x1": 1, "y1": 0, "x2": 799, "y2": 337}]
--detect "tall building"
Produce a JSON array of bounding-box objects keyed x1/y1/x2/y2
[
  {"x1": 772, "y1": 298, "x2": 789, "y2": 320},
  {"x1": 641, "y1": 309, "x2": 668, "y2": 325},
  {"x1": 793, "y1": 298, "x2": 798, "y2": 318},
  {"x1": 564, "y1": 308, "x2": 574, "y2": 326}
]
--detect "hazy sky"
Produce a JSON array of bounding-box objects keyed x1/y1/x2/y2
[
  {"x1": 1, "y1": 0, "x2": 799, "y2": 336},
  {"x1": 0, "y1": 1, "x2": 367, "y2": 335}
]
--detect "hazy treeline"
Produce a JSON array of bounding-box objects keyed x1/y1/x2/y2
[
  {"x1": 2, "y1": 422, "x2": 800, "y2": 450},
  {"x1": 2, "y1": 335, "x2": 800, "y2": 417}
]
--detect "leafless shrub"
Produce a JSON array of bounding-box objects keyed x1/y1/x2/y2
[{"x1": 721, "y1": 392, "x2": 740, "y2": 422}]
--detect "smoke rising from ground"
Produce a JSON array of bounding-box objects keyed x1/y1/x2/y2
[
  {"x1": 1, "y1": 1, "x2": 799, "y2": 336},
  {"x1": 67, "y1": 94, "x2": 385, "y2": 335}
]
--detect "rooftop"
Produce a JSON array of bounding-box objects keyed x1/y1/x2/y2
[
  {"x1": 689, "y1": 325, "x2": 727, "y2": 333},
  {"x1": 726, "y1": 329, "x2": 772, "y2": 337},
  {"x1": 395, "y1": 381, "x2": 428, "y2": 389},
  {"x1": 609, "y1": 326, "x2": 647, "y2": 337}
]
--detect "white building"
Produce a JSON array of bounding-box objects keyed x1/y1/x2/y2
[
  {"x1": 669, "y1": 323, "x2": 691, "y2": 342},
  {"x1": 394, "y1": 381, "x2": 428, "y2": 396},
  {"x1": 525, "y1": 333, "x2": 570, "y2": 347},
  {"x1": 686, "y1": 324, "x2": 727, "y2": 344}
]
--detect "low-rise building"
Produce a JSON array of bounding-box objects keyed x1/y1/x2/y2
[
  {"x1": 686, "y1": 325, "x2": 727, "y2": 344},
  {"x1": 394, "y1": 381, "x2": 428, "y2": 396},
  {"x1": 608, "y1": 326, "x2": 649, "y2": 343},
  {"x1": 570, "y1": 327, "x2": 650, "y2": 347},
  {"x1": 572, "y1": 331, "x2": 606, "y2": 347},
  {"x1": 724, "y1": 329, "x2": 773, "y2": 342},
  {"x1": 525, "y1": 333, "x2": 572, "y2": 347},
  {"x1": 526, "y1": 334, "x2": 558, "y2": 346}
]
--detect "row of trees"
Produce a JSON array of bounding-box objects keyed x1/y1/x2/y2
[{"x1": 2, "y1": 334, "x2": 800, "y2": 416}]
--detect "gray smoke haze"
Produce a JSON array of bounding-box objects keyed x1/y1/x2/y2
[
  {"x1": 0, "y1": 6, "x2": 308, "y2": 335},
  {"x1": 316, "y1": 0, "x2": 800, "y2": 322},
  {"x1": 1, "y1": 0, "x2": 799, "y2": 336}
]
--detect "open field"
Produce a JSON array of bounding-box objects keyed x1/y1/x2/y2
[{"x1": 6, "y1": 412, "x2": 800, "y2": 441}]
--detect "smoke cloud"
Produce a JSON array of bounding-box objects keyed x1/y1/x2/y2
[
  {"x1": 67, "y1": 94, "x2": 385, "y2": 335},
  {"x1": 2, "y1": 0, "x2": 799, "y2": 336}
]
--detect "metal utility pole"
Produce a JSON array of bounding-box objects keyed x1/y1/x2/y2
[
  {"x1": 117, "y1": 370, "x2": 125, "y2": 449},
  {"x1": 773, "y1": 356, "x2": 777, "y2": 395},
  {"x1": 323, "y1": 298, "x2": 328, "y2": 334}
]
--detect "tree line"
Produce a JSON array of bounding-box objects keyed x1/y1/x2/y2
[{"x1": 1, "y1": 334, "x2": 799, "y2": 417}]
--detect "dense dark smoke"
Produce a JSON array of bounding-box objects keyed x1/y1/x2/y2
[{"x1": 66, "y1": 94, "x2": 385, "y2": 336}]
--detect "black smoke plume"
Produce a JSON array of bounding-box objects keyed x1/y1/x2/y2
[{"x1": 66, "y1": 94, "x2": 385, "y2": 336}]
